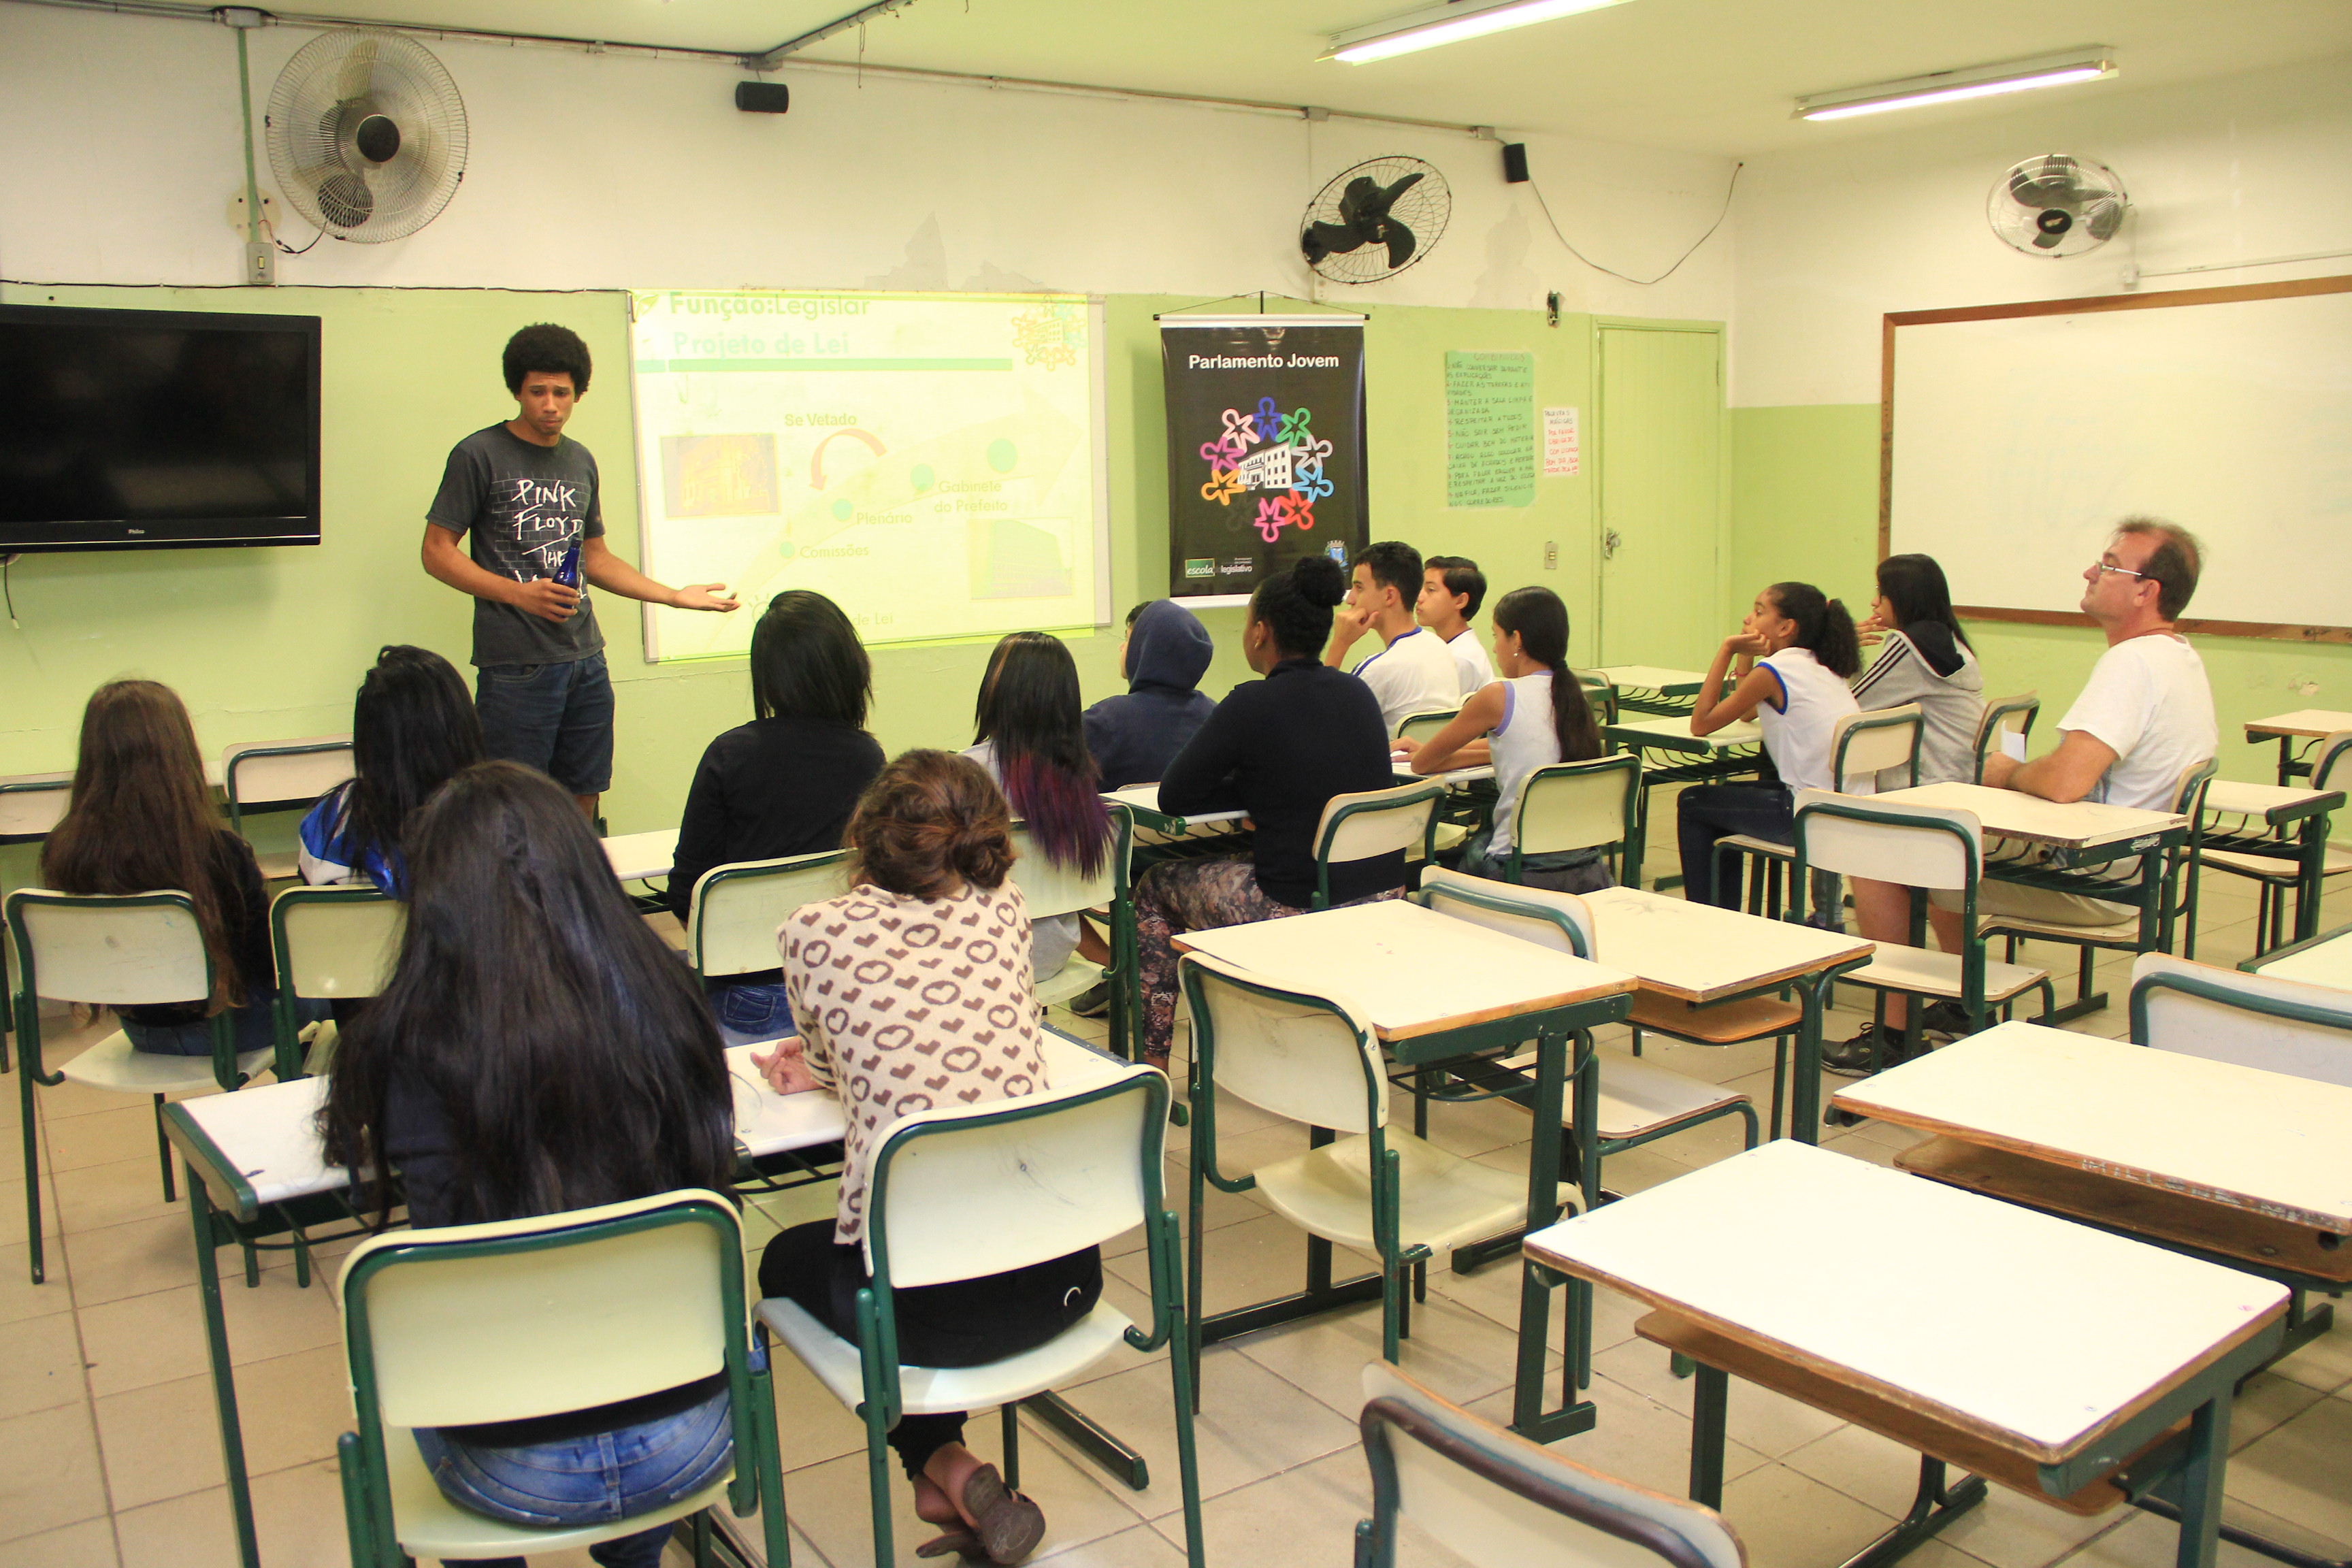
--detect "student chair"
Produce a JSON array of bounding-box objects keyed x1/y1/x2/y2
[
  {"x1": 2129, "y1": 951, "x2": 2352, "y2": 1087},
  {"x1": 336, "y1": 1188, "x2": 794, "y2": 1568},
  {"x1": 267, "y1": 884, "x2": 403, "y2": 1079},
  {"x1": 1982, "y1": 758, "x2": 2217, "y2": 1007},
  {"x1": 1354, "y1": 1361, "x2": 1746, "y2": 1568},
  {"x1": 1179, "y1": 949, "x2": 1561, "y2": 1373},
  {"x1": 1395, "y1": 709, "x2": 1460, "y2": 745},
  {"x1": 1311, "y1": 781, "x2": 1448, "y2": 908},
  {"x1": 1505, "y1": 755, "x2": 1640, "y2": 887},
  {"x1": 757, "y1": 1064, "x2": 1204, "y2": 1568},
  {"x1": 1712, "y1": 704, "x2": 1925, "y2": 924},
  {"x1": 221, "y1": 735, "x2": 357, "y2": 881},
  {"x1": 1011, "y1": 806, "x2": 1133, "y2": 1024},
  {"x1": 1971, "y1": 693, "x2": 2041, "y2": 785},
  {"x1": 685, "y1": 849, "x2": 851, "y2": 994},
  {"x1": 7, "y1": 888, "x2": 278, "y2": 1285},
  {"x1": 1576, "y1": 673, "x2": 1620, "y2": 730},
  {"x1": 2193, "y1": 731, "x2": 2351, "y2": 958},
  {"x1": 1789, "y1": 791, "x2": 2055, "y2": 1077}
]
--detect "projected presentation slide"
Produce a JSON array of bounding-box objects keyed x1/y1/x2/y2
[{"x1": 629, "y1": 290, "x2": 1109, "y2": 659}]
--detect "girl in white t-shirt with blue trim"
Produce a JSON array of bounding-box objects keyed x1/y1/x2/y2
[{"x1": 1678, "y1": 581, "x2": 1861, "y2": 912}]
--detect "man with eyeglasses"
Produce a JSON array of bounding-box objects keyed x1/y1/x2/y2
[{"x1": 1967, "y1": 517, "x2": 2215, "y2": 925}]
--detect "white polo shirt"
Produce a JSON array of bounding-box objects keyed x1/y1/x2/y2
[
  {"x1": 1446, "y1": 629, "x2": 1496, "y2": 698},
  {"x1": 1354, "y1": 627, "x2": 1464, "y2": 734},
  {"x1": 2058, "y1": 634, "x2": 2217, "y2": 811}
]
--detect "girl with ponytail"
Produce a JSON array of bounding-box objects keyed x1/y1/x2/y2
[
  {"x1": 1678, "y1": 580, "x2": 1862, "y2": 912},
  {"x1": 1399, "y1": 585, "x2": 1610, "y2": 892}
]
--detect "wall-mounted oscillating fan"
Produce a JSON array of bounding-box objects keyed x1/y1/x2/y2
[
  {"x1": 1301, "y1": 156, "x2": 1451, "y2": 284},
  {"x1": 1989, "y1": 154, "x2": 2126, "y2": 258},
  {"x1": 266, "y1": 30, "x2": 469, "y2": 243}
]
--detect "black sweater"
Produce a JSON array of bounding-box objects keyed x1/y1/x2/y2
[
  {"x1": 664, "y1": 717, "x2": 886, "y2": 979},
  {"x1": 1160, "y1": 657, "x2": 1403, "y2": 907}
]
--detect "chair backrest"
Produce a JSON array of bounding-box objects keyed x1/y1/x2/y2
[
  {"x1": 2129, "y1": 952, "x2": 2352, "y2": 1088},
  {"x1": 222, "y1": 736, "x2": 356, "y2": 815},
  {"x1": 272, "y1": 885, "x2": 404, "y2": 1000},
  {"x1": 1009, "y1": 806, "x2": 1129, "y2": 921},
  {"x1": 1356, "y1": 1362, "x2": 1746, "y2": 1568},
  {"x1": 1179, "y1": 951, "x2": 1384, "y2": 1135},
  {"x1": 0, "y1": 771, "x2": 72, "y2": 843},
  {"x1": 1514, "y1": 755, "x2": 1638, "y2": 860},
  {"x1": 340, "y1": 1190, "x2": 741, "y2": 1431},
  {"x1": 867, "y1": 1063, "x2": 1165, "y2": 1288},
  {"x1": 1417, "y1": 866, "x2": 1593, "y2": 960},
  {"x1": 1831, "y1": 704, "x2": 1922, "y2": 791},
  {"x1": 1313, "y1": 781, "x2": 1444, "y2": 875},
  {"x1": 1791, "y1": 790, "x2": 1980, "y2": 892},
  {"x1": 2312, "y1": 731, "x2": 2352, "y2": 793},
  {"x1": 1575, "y1": 672, "x2": 1619, "y2": 730},
  {"x1": 687, "y1": 850, "x2": 849, "y2": 979},
  {"x1": 2171, "y1": 756, "x2": 2219, "y2": 817},
  {"x1": 1396, "y1": 709, "x2": 1458, "y2": 745},
  {"x1": 3, "y1": 888, "x2": 212, "y2": 1007},
  {"x1": 1972, "y1": 693, "x2": 2040, "y2": 784}
]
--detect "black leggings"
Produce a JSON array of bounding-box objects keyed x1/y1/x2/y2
[{"x1": 758, "y1": 1221, "x2": 1102, "y2": 1477}]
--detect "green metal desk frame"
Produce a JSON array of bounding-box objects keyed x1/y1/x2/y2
[{"x1": 2194, "y1": 789, "x2": 2342, "y2": 956}]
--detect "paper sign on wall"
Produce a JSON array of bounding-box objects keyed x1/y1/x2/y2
[
  {"x1": 1543, "y1": 406, "x2": 1580, "y2": 476},
  {"x1": 1444, "y1": 350, "x2": 1536, "y2": 508}
]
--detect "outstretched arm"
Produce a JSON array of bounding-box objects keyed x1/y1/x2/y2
[{"x1": 580, "y1": 536, "x2": 740, "y2": 613}]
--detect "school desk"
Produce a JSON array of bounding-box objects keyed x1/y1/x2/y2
[
  {"x1": 1601, "y1": 714, "x2": 1766, "y2": 890},
  {"x1": 2249, "y1": 921, "x2": 2352, "y2": 991},
  {"x1": 1588, "y1": 665, "x2": 1710, "y2": 717},
  {"x1": 602, "y1": 826, "x2": 681, "y2": 885},
  {"x1": 1525, "y1": 1141, "x2": 2287, "y2": 1568},
  {"x1": 2195, "y1": 779, "x2": 2344, "y2": 952},
  {"x1": 2245, "y1": 710, "x2": 2352, "y2": 786}
]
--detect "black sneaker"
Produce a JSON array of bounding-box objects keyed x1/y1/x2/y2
[
  {"x1": 1918, "y1": 1001, "x2": 1977, "y2": 1039},
  {"x1": 1821, "y1": 1024, "x2": 1895, "y2": 1078},
  {"x1": 1066, "y1": 981, "x2": 1112, "y2": 1019}
]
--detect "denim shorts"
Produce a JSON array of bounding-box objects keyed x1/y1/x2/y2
[
  {"x1": 119, "y1": 991, "x2": 328, "y2": 1057},
  {"x1": 476, "y1": 651, "x2": 615, "y2": 797},
  {"x1": 706, "y1": 978, "x2": 795, "y2": 1047},
  {"x1": 414, "y1": 1386, "x2": 733, "y2": 1540}
]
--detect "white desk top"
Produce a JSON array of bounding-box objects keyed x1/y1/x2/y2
[
  {"x1": 1394, "y1": 761, "x2": 1497, "y2": 785},
  {"x1": 1174, "y1": 898, "x2": 1633, "y2": 1041},
  {"x1": 2254, "y1": 926, "x2": 2352, "y2": 991},
  {"x1": 1829, "y1": 1021, "x2": 2352, "y2": 1234},
  {"x1": 1607, "y1": 715, "x2": 1763, "y2": 751},
  {"x1": 1524, "y1": 1141, "x2": 2287, "y2": 1460},
  {"x1": 1100, "y1": 785, "x2": 1248, "y2": 828},
  {"x1": 2203, "y1": 779, "x2": 2342, "y2": 821},
  {"x1": 172, "y1": 1033, "x2": 1124, "y2": 1218},
  {"x1": 603, "y1": 828, "x2": 681, "y2": 883},
  {"x1": 1581, "y1": 885, "x2": 1872, "y2": 1003},
  {"x1": 2245, "y1": 710, "x2": 2352, "y2": 740},
  {"x1": 1872, "y1": 781, "x2": 2184, "y2": 851},
  {"x1": 1590, "y1": 666, "x2": 1708, "y2": 692}
]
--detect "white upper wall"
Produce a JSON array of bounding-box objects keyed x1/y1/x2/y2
[
  {"x1": 1731, "y1": 53, "x2": 2352, "y2": 408},
  {"x1": 0, "y1": 5, "x2": 1733, "y2": 321}
]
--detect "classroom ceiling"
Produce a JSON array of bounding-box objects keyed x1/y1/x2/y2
[{"x1": 294, "y1": 0, "x2": 2352, "y2": 155}]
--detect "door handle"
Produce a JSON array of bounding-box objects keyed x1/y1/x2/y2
[{"x1": 1602, "y1": 529, "x2": 1622, "y2": 559}]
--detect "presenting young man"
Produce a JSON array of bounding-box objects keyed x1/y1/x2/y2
[
  {"x1": 423, "y1": 323, "x2": 738, "y2": 820},
  {"x1": 1324, "y1": 539, "x2": 1462, "y2": 734}
]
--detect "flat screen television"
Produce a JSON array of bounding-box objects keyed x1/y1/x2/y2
[{"x1": 0, "y1": 304, "x2": 322, "y2": 553}]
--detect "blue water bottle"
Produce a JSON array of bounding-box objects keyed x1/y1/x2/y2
[{"x1": 553, "y1": 542, "x2": 581, "y2": 589}]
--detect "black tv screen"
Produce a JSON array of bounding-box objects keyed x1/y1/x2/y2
[{"x1": 0, "y1": 304, "x2": 321, "y2": 553}]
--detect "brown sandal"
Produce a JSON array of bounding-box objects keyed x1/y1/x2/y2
[
  {"x1": 958, "y1": 1463, "x2": 1047, "y2": 1565},
  {"x1": 915, "y1": 1529, "x2": 987, "y2": 1559}
]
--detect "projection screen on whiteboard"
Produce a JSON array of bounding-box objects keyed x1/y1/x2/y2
[{"x1": 1884, "y1": 278, "x2": 2352, "y2": 638}]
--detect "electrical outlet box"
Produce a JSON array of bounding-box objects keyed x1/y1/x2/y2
[
  {"x1": 244, "y1": 241, "x2": 276, "y2": 287},
  {"x1": 1544, "y1": 541, "x2": 1558, "y2": 570}
]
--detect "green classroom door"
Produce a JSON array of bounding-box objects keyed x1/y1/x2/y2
[{"x1": 1597, "y1": 325, "x2": 1722, "y2": 667}]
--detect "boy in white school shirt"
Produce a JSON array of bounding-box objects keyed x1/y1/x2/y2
[
  {"x1": 1325, "y1": 540, "x2": 1463, "y2": 733},
  {"x1": 1418, "y1": 555, "x2": 1497, "y2": 698}
]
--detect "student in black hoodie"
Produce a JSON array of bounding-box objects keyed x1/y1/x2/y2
[
  {"x1": 1132, "y1": 557, "x2": 1402, "y2": 1070},
  {"x1": 1082, "y1": 600, "x2": 1217, "y2": 789}
]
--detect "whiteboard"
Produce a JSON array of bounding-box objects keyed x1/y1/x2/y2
[{"x1": 1887, "y1": 282, "x2": 2352, "y2": 633}]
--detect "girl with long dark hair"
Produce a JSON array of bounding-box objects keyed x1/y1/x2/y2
[
  {"x1": 323, "y1": 761, "x2": 737, "y2": 1568},
  {"x1": 299, "y1": 645, "x2": 483, "y2": 892},
  {"x1": 1398, "y1": 585, "x2": 1609, "y2": 892}
]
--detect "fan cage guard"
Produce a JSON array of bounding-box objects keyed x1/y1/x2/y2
[
  {"x1": 1986, "y1": 153, "x2": 2127, "y2": 259},
  {"x1": 266, "y1": 29, "x2": 470, "y2": 244},
  {"x1": 1301, "y1": 155, "x2": 1452, "y2": 285}
]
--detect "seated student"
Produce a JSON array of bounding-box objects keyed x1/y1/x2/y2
[
  {"x1": 966, "y1": 631, "x2": 1115, "y2": 984},
  {"x1": 322, "y1": 762, "x2": 738, "y2": 1568},
  {"x1": 42, "y1": 681, "x2": 314, "y2": 1058},
  {"x1": 299, "y1": 645, "x2": 483, "y2": 892},
  {"x1": 1082, "y1": 598, "x2": 1216, "y2": 789},
  {"x1": 1830, "y1": 554, "x2": 1988, "y2": 1071},
  {"x1": 1974, "y1": 519, "x2": 2215, "y2": 923},
  {"x1": 1677, "y1": 582, "x2": 1861, "y2": 915},
  {"x1": 666, "y1": 591, "x2": 885, "y2": 1045},
  {"x1": 1137, "y1": 556, "x2": 1404, "y2": 1070},
  {"x1": 1418, "y1": 555, "x2": 1496, "y2": 698},
  {"x1": 1326, "y1": 540, "x2": 1462, "y2": 733},
  {"x1": 755, "y1": 751, "x2": 1083, "y2": 1566},
  {"x1": 1396, "y1": 585, "x2": 1610, "y2": 893}
]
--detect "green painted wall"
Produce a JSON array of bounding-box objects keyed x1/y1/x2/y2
[
  {"x1": 1729, "y1": 402, "x2": 2352, "y2": 788},
  {"x1": 0, "y1": 285, "x2": 1608, "y2": 856}
]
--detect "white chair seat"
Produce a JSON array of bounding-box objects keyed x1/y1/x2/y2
[
  {"x1": 1497, "y1": 1053, "x2": 1750, "y2": 1143},
  {"x1": 382, "y1": 1420, "x2": 732, "y2": 1556},
  {"x1": 58, "y1": 1030, "x2": 274, "y2": 1093},
  {"x1": 1250, "y1": 1130, "x2": 1564, "y2": 1257},
  {"x1": 2198, "y1": 846, "x2": 2352, "y2": 881},
  {"x1": 1405, "y1": 821, "x2": 1473, "y2": 864},
  {"x1": 758, "y1": 1296, "x2": 1136, "y2": 1416},
  {"x1": 1979, "y1": 913, "x2": 2141, "y2": 944},
  {"x1": 1714, "y1": 833, "x2": 1793, "y2": 862},
  {"x1": 1033, "y1": 958, "x2": 1102, "y2": 1009},
  {"x1": 253, "y1": 851, "x2": 301, "y2": 882},
  {"x1": 1842, "y1": 943, "x2": 2048, "y2": 1004}
]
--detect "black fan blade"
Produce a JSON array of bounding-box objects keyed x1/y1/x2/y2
[
  {"x1": 1309, "y1": 220, "x2": 1367, "y2": 256},
  {"x1": 1375, "y1": 170, "x2": 1424, "y2": 212},
  {"x1": 1383, "y1": 219, "x2": 1416, "y2": 271},
  {"x1": 2009, "y1": 155, "x2": 2078, "y2": 208}
]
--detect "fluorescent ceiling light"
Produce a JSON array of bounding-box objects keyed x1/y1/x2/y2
[
  {"x1": 1797, "y1": 48, "x2": 2116, "y2": 121},
  {"x1": 1323, "y1": 0, "x2": 1635, "y2": 65}
]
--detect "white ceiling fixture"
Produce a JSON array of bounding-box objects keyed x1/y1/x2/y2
[
  {"x1": 1322, "y1": 0, "x2": 1637, "y2": 65},
  {"x1": 1795, "y1": 48, "x2": 2117, "y2": 121}
]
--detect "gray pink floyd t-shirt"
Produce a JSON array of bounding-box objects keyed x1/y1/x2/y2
[{"x1": 427, "y1": 423, "x2": 606, "y2": 668}]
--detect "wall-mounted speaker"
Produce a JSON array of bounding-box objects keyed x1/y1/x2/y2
[
  {"x1": 735, "y1": 81, "x2": 791, "y2": 114},
  {"x1": 1501, "y1": 142, "x2": 1529, "y2": 184}
]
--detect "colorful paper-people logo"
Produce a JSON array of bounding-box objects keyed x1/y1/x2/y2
[{"x1": 1195, "y1": 396, "x2": 1333, "y2": 544}]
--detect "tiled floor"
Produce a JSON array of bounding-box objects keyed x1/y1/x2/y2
[{"x1": 2, "y1": 862, "x2": 2345, "y2": 1568}]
